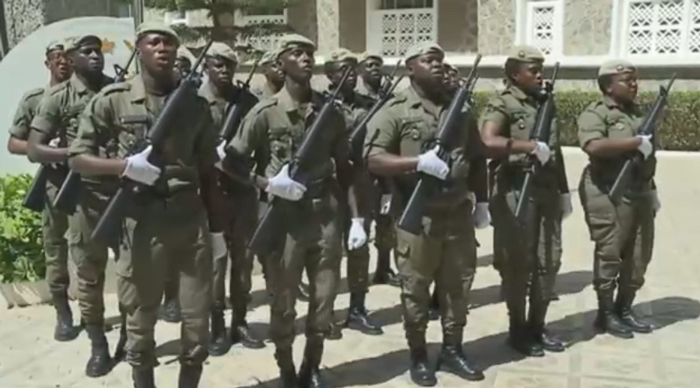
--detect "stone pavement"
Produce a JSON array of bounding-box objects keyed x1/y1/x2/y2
[{"x1": 1, "y1": 150, "x2": 700, "y2": 388}]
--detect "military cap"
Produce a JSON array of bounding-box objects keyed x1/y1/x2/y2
[
  {"x1": 206, "y1": 41, "x2": 238, "y2": 64},
  {"x1": 135, "y1": 21, "x2": 180, "y2": 44},
  {"x1": 65, "y1": 34, "x2": 102, "y2": 52},
  {"x1": 45, "y1": 39, "x2": 66, "y2": 55},
  {"x1": 444, "y1": 62, "x2": 458, "y2": 72},
  {"x1": 358, "y1": 52, "x2": 383, "y2": 63},
  {"x1": 326, "y1": 48, "x2": 357, "y2": 65},
  {"x1": 259, "y1": 50, "x2": 277, "y2": 66},
  {"x1": 403, "y1": 42, "x2": 444, "y2": 62},
  {"x1": 276, "y1": 33, "x2": 316, "y2": 59},
  {"x1": 507, "y1": 45, "x2": 545, "y2": 62},
  {"x1": 598, "y1": 59, "x2": 636, "y2": 77},
  {"x1": 176, "y1": 46, "x2": 194, "y2": 62}
]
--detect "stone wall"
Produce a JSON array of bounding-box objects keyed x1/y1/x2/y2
[
  {"x1": 563, "y1": 0, "x2": 612, "y2": 55},
  {"x1": 477, "y1": 0, "x2": 515, "y2": 55}
]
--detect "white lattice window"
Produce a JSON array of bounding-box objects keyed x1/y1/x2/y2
[
  {"x1": 523, "y1": 1, "x2": 563, "y2": 55},
  {"x1": 367, "y1": 0, "x2": 437, "y2": 57},
  {"x1": 622, "y1": 0, "x2": 700, "y2": 55},
  {"x1": 236, "y1": 7, "x2": 288, "y2": 53}
]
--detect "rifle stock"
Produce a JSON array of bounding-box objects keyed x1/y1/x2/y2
[
  {"x1": 608, "y1": 75, "x2": 676, "y2": 203},
  {"x1": 22, "y1": 165, "x2": 49, "y2": 212},
  {"x1": 513, "y1": 62, "x2": 560, "y2": 222},
  {"x1": 397, "y1": 55, "x2": 482, "y2": 235},
  {"x1": 248, "y1": 68, "x2": 353, "y2": 255},
  {"x1": 91, "y1": 40, "x2": 214, "y2": 244}
]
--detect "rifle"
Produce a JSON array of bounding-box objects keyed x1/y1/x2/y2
[
  {"x1": 379, "y1": 60, "x2": 402, "y2": 97},
  {"x1": 397, "y1": 54, "x2": 482, "y2": 235},
  {"x1": 608, "y1": 75, "x2": 676, "y2": 203},
  {"x1": 219, "y1": 58, "x2": 261, "y2": 143},
  {"x1": 52, "y1": 49, "x2": 139, "y2": 214},
  {"x1": 247, "y1": 67, "x2": 353, "y2": 255},
  {"x1": 21, "y1": 166, "x2": 51, "y2": 212},
  {"x1": 513, "y1": 62, "x2": 560, "y2": 221},
  {"x1": 90, "y1": 40, "x2": 214, "y2": 244}
]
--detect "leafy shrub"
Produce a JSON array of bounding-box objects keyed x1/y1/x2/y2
[
  {"x1": 0, "y1": 174, "x2": 45, "y2": 283},
  {"x1": 472, "y1": 91, "x2": 700, "y2": 151}
]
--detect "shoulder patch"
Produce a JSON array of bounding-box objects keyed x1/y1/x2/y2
[{"x1": 100, "y1": 81, "x2": 131, "y2": 96}]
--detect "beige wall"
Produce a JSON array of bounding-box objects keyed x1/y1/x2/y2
[
  {"x1": 563, "y1": 0, "x2": 612, "y2": 56},
  {"x1": 338, "y1": 0, "x2": 366, "y2": 52},
  {"x1": 477, "y1": 0, "x2": 515, "y2": 55},
  {"x1": 438, "y1": 0, "x2": 478, "y2": 53}
]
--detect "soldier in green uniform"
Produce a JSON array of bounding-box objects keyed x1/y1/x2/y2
[
  {"x1": 7, "y1": 41, "x2": 71, "y2": 156},
  {"x1": 251, "y1": 50, "x2": 284, "y2": 99},
  {"x1": 67, "y1": 23, "x2": 224, "y2": 388},
  {"x1": 28, "y1": 34, "x2": 117, "y2": 376},
  {"x1": 356, "y1": 52, "x2": 400, "y2": 286},
  {"x1": 224, "y1": 33, "x2": 358, "y2": 388},
  {"x1": 577, "y1": 59, "x2": 657, "y2": 339},
  {"x1": 479, "y1": 45, "x2": 570, "y2": 357},
  {"x1": 365, "y1": 42, "x2": 486, "y2": 386},
  {"x1": 323, "y1": 48, "x2": 381, "y2": 340},
  {"x1": 200, "y1": 42, "x2": 265, "y2": 356}
]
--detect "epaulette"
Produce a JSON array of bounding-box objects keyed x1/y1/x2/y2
[
  {"x1": 100, "y1": 81, "x2": 131, "y2": 96},
  {"x1": 585, "y1": 100, "x2": 605, "y2": 112},
  {"x1": 386, "y1": 93, "x2": 407, "y2": 107},
  {"x1": 46, "y1": 80, "x2": 69, "y2": 96},
  {"x1": 248, "y1": 97, "x2": 277, "y2": 115},
  {"x1": 21, "y1": 87, "x2": 45, "y2": 102}
]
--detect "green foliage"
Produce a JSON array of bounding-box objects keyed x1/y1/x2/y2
[
  {"x1": 0, "y1": 174, "x2": 45, "y2": 283},
  {"x1": 471, "y1": 90, "x2": 700, "y2": 151}
]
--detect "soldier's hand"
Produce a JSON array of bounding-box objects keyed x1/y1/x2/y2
[
  {"x1": 561, "y1": 193, "x2": 573, "y2": 219},
  {"x1": 49, "y1": 137, "x2": 61, "y2": 148},
  {"x1": 531, "y1": 141, "x2": 551, "y2": 165},
  {"x1": 210, "y1": 232, "x2": 228, "y2": 260},
  {"x1": 651, "y1": 190, "x2": 661, "y2": 213},
  {"x1": 216, "y1": 142, "x2": 227, "y2": 161},
  {"x1": 347, "y1": 218, "x2": 368, "y2": 250},
  {"x1": 266, "y1": 164, "x2": 307, "y2": 201},
  {"x1": 417, "y1": 146, "x2": 449, "y2": 180},
  {"x1": 636, "y1": 134, "x2": 653, "y2": 159},
  {"x1": 474, "y1": 202, "x2": 491, "y2": 229},
  {"x1": 122, "y1": 145, "x2": 161, "y2": 186}
]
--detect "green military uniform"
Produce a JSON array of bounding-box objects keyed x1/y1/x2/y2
[
  {"x1": 364, "y1": 42, "x2": 484, "y2": 385},
  {"x1": 577, "y1": 59, "x2": 656, "y2": 337},
  {"x1": 250, "y1": 51, "x2": 280, "y2": 100},
  {"x1": 69, "y1": 24, "x2": 217, "y2": 374},
  {"x1": 480, "y1": 45, "x2": 566, "y2": 355},
  {"x1": 226, "y1": 33, "x2": 346, "y2": 388}
]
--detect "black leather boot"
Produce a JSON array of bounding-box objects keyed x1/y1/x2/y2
[
  {"x1": 298, "y1": 339, "x2": 328, "y2": 388},
  {"x1": 160, "y1": 297, "x2": 181, "y2": 323},
  {"x1": 594, "y1": 291, "x2": 634, "y2": 339},
  {"x1": 528, "y1": 302, "x2": 565, "y2": 353},
  {"x1": 52, "y1": 292, "x2": 77, "y2": 341},
  {"x1": 506, "y1": 302, "x2": 544, "y2": 357},
  {"x1": 428, "y1": 288, "x2": 439, "y2": 321},
  {"x1": 275, "y1": 347, "x2": 298, "y2": 388},
  {"x1": 436, "y1": 336, "x2": 484, "y2": 382},
  {"x1": 408, "y1": 343, "x2": 437, "y2": 387},
  {"x1": 209, "y1": 310, "x2": 231, "y2": 356},
  {"x1": 345, "y1": 292, "x2": 383, "y2": 335},
  {"x1": 114, "y1": 303, "x2": 128, "y2": 362},
  {"x1": 84, "y1": 324, "x2": 112, "y2": 377},
  {"x1": 132, "y1": 367, "x2": 156, "y2": 388},
  {"x1": 325, "y1": 314, "x2": 343, "y2": 341},
  {"x1": 616, "y1": 290, "x2": 653, "y2": 333},
  {"x1": 298, "y1": 282, "x2": 310, "y2": 302},
  {"x1": 178, "y1": 365, "x2": 203, "y2": 388},
  {"x1": 232, "y1": 324, "x2": 265, "y2": 349}
]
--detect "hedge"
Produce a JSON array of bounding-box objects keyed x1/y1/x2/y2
[{"x1": 472, "y1": 91, "x2": 700, "y2": 151}]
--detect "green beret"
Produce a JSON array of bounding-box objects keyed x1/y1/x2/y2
[
  {"x1": 206, "y1": 41, "x2": 238, "y2": 64},
  {"x1": 65, "y1": 35, "x2": 101, "y2": 53},
  {"x1": 506, "y1": 45, "x2": 545, "y2": 62},
  {"x1": 358, "y1": 52, "x2": 383, "y2": 63},
  {"x1": 327, "y1": 48, "x2": 357, "y2": 65},
  {"x1": 135, "y1": 22, "x2": 180, "y2": 45},
  {"x1": 404, "y1": 42, "x2": 444, "y2": 62},
  {"x1": 276, "y1": 33, "x2": 316, "y2": 59},
  {"x1": 176, "y1": 46, "x2": 194, "y2": 62},
  {"x1": 598, "y1": 59, "x2": 636, "y2": 77},
  {"x1": 259, "y1": 50, "x2": 277, "y2": 66},
  {"x1": 45, "y1": 40, "x2": 66, "y2": 55},
  {"x1": 444, "y1": 63, "x2": 458, "y2": 72}
]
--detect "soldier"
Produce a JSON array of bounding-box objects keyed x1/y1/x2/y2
[
  {"x1": 28, "y1": 34, "x2": 118, "y2": 376},
  {"x1": 364, "y1": 42, "x2": 486, "y2": 386},
  {"x1": 7, "y1": 41, "x2": 71, "y2": 155},
  {"x1": 323, "y1": 48, "x2": 382, "y2": 340},
  {"x1": 67, "y1": 22, "x2": 224, "y2": 387},
  {"x1": 479, "y1": 46, "x2": 570, "y2": 357},
  {"x1": 251, "y1": 50, "x2": 284, "y2": 99},
  {"x1": 224, "y1": 33, "x2": 359, "y2": 388},
  {"x1": 577, "y1": 59, "x2": 657, "y2": 339},
  {"x1": 200, "y1": 42, "x2": 265, "y2": 356},
  {"x1": 356, "y1": 52, "x2": 400, "y2": 286}
]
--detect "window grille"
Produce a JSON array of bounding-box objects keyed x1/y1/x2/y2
[{"x1": 369, "y1": 0, "x2": 437, "y2": 56}]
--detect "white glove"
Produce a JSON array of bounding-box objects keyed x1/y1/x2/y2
[
  {"x1": 531, "y1": 141, "x2": 551, "y2": 165},
  {"x1": 467, "y1": 191, "x2": 476, "y2": 204},
  {"x1": 216, "y1": 141, "x2": 227, "y2": 161},
  {"x1": 417, "y1": 146, "x2": 449, "y2": 180},
  {"x1": 347, "y1": 218, "x2": 368, "y2": 251},
  {"x1": 121, "y1": 145, "x2": 161, "y2": 186},
  {"x1": 265, "y1": 164, "x2": 307, "y2": 201},
  {"x1": 560, "y1": 193, "x2": 573, "y2": 220},
  {"x1": 49, "y1": 137, "x2": 60, "y2": 147},
  {"x1": 637, "y1": 134, "x2": 653, "y2": 159},
  {"x1": 210, "y1": 232, "x2": 227, "y2": 260},
  {"x1": 651, "y1": 190, "x2": 661, "y2": 213},
  {"x1": 473, "y1": 202, "x2": 491, "y2": 229}
]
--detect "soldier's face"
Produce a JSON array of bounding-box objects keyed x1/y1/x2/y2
[
  {"x1": 175, "y1": 58, "x2": 192, "y2": 77},
  {"x1": 328, "y1": 59, "x2": 357, "y2": 91},
  {"x1": 408, "y1": 53, "x2": 444, "y2": 85},
  {"x1": 70, "y1": 42, "x2": 104, "y2": 74},
  {"x1": 280, "y1": 44, "x2": 315, "y2": 82},
  {"x1": 263, "y1": 62, "x2": 284, "y2": 85},
  {"x1": 138, "y1": 33, "x2": 178, "y2": 75},
  {"x1": 45, "y1": 50, "x2": 71, "y2": 82},
  {"x1": 205, "y1": 56, "x2": 235, "y2": 85},
  {"x1": 513, "y1": 62, "x2": 543, "y2": 92},
  {"x1": 361, "y1": 58, "x2": 383, "y2": 82},
  {"x1": 609, "y1": 72, "x2": 638, "y2": 102}
]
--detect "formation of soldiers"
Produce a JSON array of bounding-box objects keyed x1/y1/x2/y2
[{"x1": 5, "y1": 21, "x2": 661, "y2": 388}]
